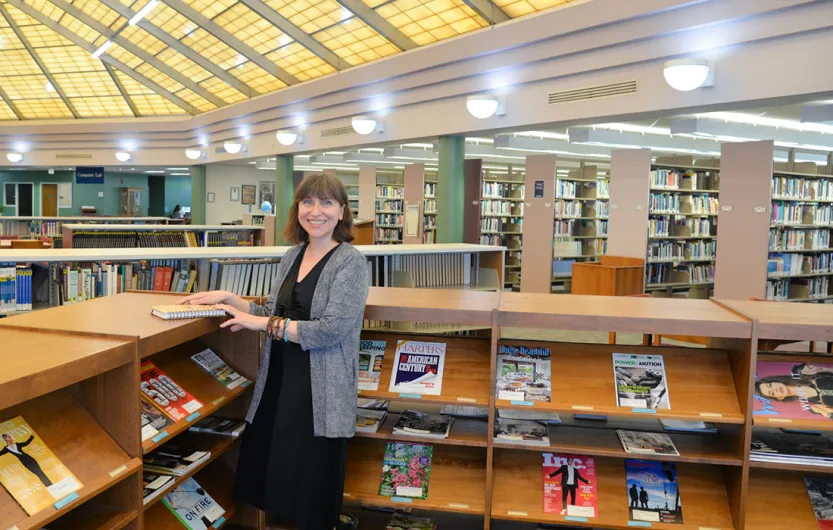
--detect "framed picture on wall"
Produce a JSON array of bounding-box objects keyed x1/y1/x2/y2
[
  {"x1": 207, "y1": 192, "x2": 215, "y2": 203},
  {"x1": 230, "y1": 187, "x2": 240, "y2": 202},
  {"x1": 241, "y1": 185, "x2": 256, "y2": 205},
  {"x1": 258, "y1": 181, "x2": 275, "y2": 208}
]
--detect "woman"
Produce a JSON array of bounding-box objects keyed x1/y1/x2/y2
[
  {"x1": 755, "y1": 363, "x2": 833, "y2": 418},
  {"x1": 171, "y1": 204, "x2": 183, "y2": 219},
  {"x1": 178, "y1": 173, "x2": 370, "y2": 529}
]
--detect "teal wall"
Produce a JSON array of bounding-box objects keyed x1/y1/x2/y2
[
  {"x1": 165, "y1": 176, "x2": 192, "y2": 215},
  {"x1": 0, "y1": 170, "x2": 150, "y2": 216}
]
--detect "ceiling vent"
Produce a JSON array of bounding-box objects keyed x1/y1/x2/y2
[
  {"x1": 320, "y1": 125, "x2": 355, "y2": 139},
  {"x1": 55, "y1": 153, "x2": 92, "y2": 159},
  {"x1": 548, "y1": 80, "x2": 637, "y2": 105}
]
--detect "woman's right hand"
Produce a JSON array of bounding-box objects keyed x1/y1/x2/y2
[{"x1": 177, "y1": 290, "x2": 234, "y2": 306}]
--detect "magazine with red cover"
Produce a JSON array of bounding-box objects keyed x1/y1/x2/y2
[
  {"x1": 542, "y1": 453, "x2": 597, "y2": 518},
  {"x1": 140, "y1": 361, "x2": 203, "y2": 422},
  {"x1": 754, "y1": 361, "x2": 833, "y2": 422}
]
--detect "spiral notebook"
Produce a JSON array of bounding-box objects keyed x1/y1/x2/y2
[{"x1": 151, "y1": 305, "x2": 227, "y2": 320}]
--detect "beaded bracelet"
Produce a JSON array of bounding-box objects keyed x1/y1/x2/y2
[
  {"x1": 283, "y1": 318, "x2": 292, "y2": 343},
  {"x1": 266, "y1": 316, "x2": 285, "y2": 340}
]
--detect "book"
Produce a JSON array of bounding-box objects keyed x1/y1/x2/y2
[
  {"x1": 495, "y1": 343, "x2": 552, "y2": 402},
  {"x1": 754, "y1": 361, "x2": 833, "y2": 422},
  {"x1": 613, "y1": 353, "x2": 671, "y2": 409},
  {"x1": 806, "y1": 476, "x2": 833, "y2": 529},
  {"x1": 358, "y1": 339, "x2": 387, "y2": 391},
  {"x1": 143, "y1": 447, "x2": 211, "y2": 476},
  {"x1": 494, "y1": 418, "x2": 550, "y2": 446},
  {"x1": 188, "y1": 417, "x2": 246, "y2": 437},
  {"x1": 625, "y1": 459, "x2": 683, "y2": 524},
  {"x1": 142, "y1": 396, "x2": 173, "y2": 442},
  {"x1": 378, "y1": 442, "x2": 432, "y2": 499},
  {"x1": 385, "y1": 513, "x2": 436, "y2": 530},
  {"x1": 392, "y1": 410, "x2": 454, "y2": 439},
  {"x1": 0, "y1": 416, "x2": 83, "y2": 515},
  {"x1": 617, "y1": 430, "x2": 680, "y2": 456},
  {"x1": 191, "y1": 348, "x2": 248, "y2": 390},
  {"x1": 140, "y1": 361, "x2": 203, "y2": 422},
  {"x1": 355, "y1": 409, "x2": 387, "y2": 433},
  {"x1": 542, "y1": 453, "x2": 597, "y2": 517},
  {"x1": 388, "y1": 340, "x2": 446, "y2": 396},
  {"x1": 150, "y1": 304, "x2": 226, "y2": 320},
  {"x1": 161, "y1": 477, "x2": 226, "y2": 530},
  {"x1": 143, "y1": 471, "x2": 175, "y2": 505},
  {"x1": 751, "y1": 431, "x2": 833, "y2": 466},
  {"x1": 660, "y1": 419, "x2": 718, "y2": 434}
]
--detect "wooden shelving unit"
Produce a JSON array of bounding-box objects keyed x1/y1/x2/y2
[
  {"x1": 424, "y1": 178, "x2": 437, "y2": 244},
  {"x1": 242, "y1": 213, "x2": 275, "y2": 246},
  {"x1": 62, "y1": 223, "x2": 266, "y2": 248},
  {"x1": 375, "y1": 183, "x2": 405, "y2": 244}
]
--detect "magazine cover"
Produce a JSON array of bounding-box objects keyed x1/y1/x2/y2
[
  {"x1": 806, "y1": 477, "x2": 833, "y2": 529},
  {"x1": 143, "y1": 472, "x2": 174, "y2": 505},
  {"x1": 625, "y1": 459, "x2": 683, "y2": 524},
  {"x1": 358, "y1": 340, "x2": 387, "y2": 391},
  {"x1": 355, "y1": 409, "x2": 387, "y2": 433},
  {"x1": 753, "y1": 361, "x2": 833, "y2": 421},
  {"x1": 617, "y1": 430, "x2": 680, "y2": 456},
  {"x1": 493, "y1": 418, "x2": 550, "y2": 445},
  {"x1": 388, "y1": 341, "x2": 446, "y2": 396},
  {"x1": 161, "y1": 477, "x2": 225, "y2": 530},
  {"x1": 142, "y1": 396, "x2": 173, "y2": 442},
  {"x1": 141, "y1": 361, "x2": 203, "y2": 421},
  {"x1": 495, "y1": 343, "x2": 552, "y2": 402},
  {"x1": 385, "y1": 513, "x2": 436, "y2": 530},
  {"x1": 378, "y1": 442, "x2": 433, "y2": 499},
  {"x1": 0, "y1": 416, "x2": 83, "y2": 515},
  {"x1": 613, "y1": 353, "x2": 671, "y2": 409},
  {"x1": 542, "y1": 453, "x2": 597, "y2": 517},
  {"x1": 392, "y1": 410, "x2": 453, "y2": 438},
  {"x1": 191, "y1": 348, "x2": 247, "y2": 390},
  {"x1": 751, "y1": 431, "x2": 833, "y2": 463}
]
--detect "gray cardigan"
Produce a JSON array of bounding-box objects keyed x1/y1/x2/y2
[{"x1": 245, "y1": 242, "x2": 370, "y2": 438}]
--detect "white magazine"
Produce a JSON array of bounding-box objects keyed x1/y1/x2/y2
[{"x1": 612, "y1": 353, "x2": 670, "y2": 409}]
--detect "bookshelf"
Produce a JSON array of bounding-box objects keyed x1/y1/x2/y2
[
  {"x1": 62, "y1": 224, "x2": 266, "y2": 248},
  {"x1": 424, "y1": 177, "x2": 437, "y2": 244},
  {"x1": 375, "y1": 181, "x2": 405, "y2": 244},
  {"x1": 242, "y1": 214, "x2": 275, "y2": 246},
  {"x1": 0, "y1": 216, "x2": 172, "y2": 248}
]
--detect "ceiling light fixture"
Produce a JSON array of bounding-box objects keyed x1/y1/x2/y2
[
  {"x1": 223, "y1": 141, "x2": 243, "y2": 154},
  {"x1": 663, "y1": 58, "x2": 713, "y2": 92},
  {"x1": 351, "y1": 116, "x2": 382, "y2": 135},
  {"x1": 129, "y1": 0, "x2": 159, "y2": 25},
  {"x1": 45, "y1": 82, "x2": 54, "y2": 92},
  {"x1": 185, "y1": 149, "x2": 203, "y2": 160},
  {"x1": 91, "y1": 40, "x2": 113, "y2": 59},
  {"x1": 115, "y1": 151, "x2": 132, "y2": 162},
  {"x1": 466, "y1": 94, "x2": 505, "y2": 119},
  {"x1": 6, "y1": 153, "x2": 23, "y2": 163},
  {"x1": 276, "y1": 130, "x2": 300, "y2": 146}
]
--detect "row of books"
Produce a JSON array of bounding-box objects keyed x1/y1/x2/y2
[
  {"x1": 58, "y1": 260, "x2": 195, "y2": 303},
  {"x1": 553, "y1": 219, "x2": 608, "y2": 237},
  {"x1": 376, "y1": 185, "x2": 404, "y2": 199},
  {"x1": 648, "y1": 240, "x2": 716, "y2": 261},
  {"x1": 649, "y1": 193, "x2": 680, "y2": 214},
  {"x1": 767, "y1": 253, "x2": 806, "y2": 277},
  {"x1": 0, "y1": 263, "x2": 32, "y2": 312},
  {"x1": 69, "y1": 230, "x2": 256, "y2": 248},
  {"x1": 376, "y1": 213, "x2": 403, "y2": 226},
  {"x1": 552, "y1": 240, "x2": 583, "y2": 258},
  {"x1": 772, "y1": 176, "x2": 833, "y2": 201},
  {"x1": 424, "y1": 182, "x2": 436, "y2": 197},
  {"x1": 424, "y1": 217, "x2": 436, "y2": 230},
  {"x1": 482, "y1": 181, "x2": 524, "y2": 198},
  {"x1": 376, "y1": 200, "x2": 403, "y2": 212},
  {"x1": 481, "y1": 218, "x2": 521, "y2": 233},
  {"x1": 766, "y1": 276, "x2": 830, "y2": 299},
  {"x1": 480, "y1": 234, "x2": 502, "y2": 245},
  {"x1": 651, "y1": 169, "x2": 682, "y2": 189},
  {"x1": 204, "y1": 230, "x2": 255, "y2": 247},
  {"x1": 647, "y1": 263, "x2": 714, "y2": 284},
  {"x1": 804, "y1": 204, "x2": 833, "y2": 226},
  {"x1": 772, "y1": 203, "x2": 809, "y2": 225},
  {"x1": 423, "y1": 199, "x2": 436, "y2": 214},
  {"x1": 0, "y1": 219, "x2": 62, "y2": 237},
  {"x1": 206, "y1": 259, "x2": 280, "y2": 297},
  {"x1": 481, "y1": 199, "x2": 523, "y2": 216},
  {"x1": 770, "y1": 228, "x2": 831, "y2": 251},
  {"x1": 376, "y1": 228, "x2": 403, "y2": 242},
  {"x1": 555, "y1": 179, "x2": 577, "y2": 199},
  {"x1": 649, "y1": 218, "x2": 712, "y2": 237},
  {"x1": 422, "y1": 230, "x2": 436, "y2": 244}
]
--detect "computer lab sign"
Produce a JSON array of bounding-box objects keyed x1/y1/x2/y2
[{"x1": 76, "y1": 167, "x2": 104, "y2": 184}]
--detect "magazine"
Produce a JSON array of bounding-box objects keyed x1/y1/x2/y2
[
  {"x1": 141, "y1": 360, "x2": 203, "y2": 421},
  {"x1": 625, "y1": 459, "x2": 683, "y2": 524},
  {"x1": 495, "y1": 342, "x2": 552, "y2": 402},
  {"x1": 617, "y1": 430, "x2": 680, "y2": 456},
  {"x1": 188, "y1": 417, "x2": 246, "y2": 437},
  {"x1": 385, "y1": 513, "x2": 436, "y2": 530},
  {"x1": 143, "y1": 447, "x2": 211, "y2": 476},
  {"x1": 0, "y1": 416, "x2": 83, "y2": 515},
  {"x1": 358, "y1": 339, "x2": 387, "y2": 391},
  {"x1": 542, "y1": 453, "x2": 597, "y2": 517},
  {"x1": 191, "y1": 348, "x2": 247, "y2": 390},
  {"x1": 378, "y1": 442, "x2": 433, "y2": 499},
  {"x1": 805, "y1": 477, "x2": 833, "y2": 529},
  {"x1": 356, "y1": 409, "x2": 387, "y2": 433},
  {"x1": 498, "y1": 408, "x2": 562, "y2": 424},
  {"x1": 660, "y1": 419, "x2": 718, "y2": 434},
  {"x1": 754, "y1": 361, "x2": 833, "y2": 422},
  {"x1": 388, "y1": 340, "x2": 446, "y2": 396},
  {"x1": 613, "y1": 353, "x2": 671, "y2": 409},
  {"x1": 751, "y1": 431, "x2": 833, "y2": 466},
  {"x1": 161, "y1": 477, "x2": 226, "y2": 530},
  {"x1": 357, "y1": 398, "x2": 389, "y2": 410},
  {"x1": 392, "y1": 410, "x2": 454, "y2": 439},
  {"x1": 142, "y1": 396, "x2": 173, "y2": 442},
  {"x1": 494, "y1": 418, "x2": 550, "y2": 445},
  {"x1": 143, "y1": 472, "x2": 174, "y2": 505}
]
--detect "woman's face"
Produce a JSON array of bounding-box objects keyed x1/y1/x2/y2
[
  {"x1": 2, "y1": 434, "x2": 11, "y2": 446},
  {"x1": 298, "y1": 195, "x2": 343, "y2": 241},
  {"x1": 759, "y1": 381, "x2": 791, "y2": 400}
]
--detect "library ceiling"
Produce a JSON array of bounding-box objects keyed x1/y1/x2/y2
[{"x1": 0, "y1": 0, "x2": 580, "y2": 120}]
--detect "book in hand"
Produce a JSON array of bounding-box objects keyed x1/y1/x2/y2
[
  {"x1": 496, "y1": 342, "x2": 552, "y2": 402},
  {"x1": 751, "y1": 431, "x2": 833, "y2": 467},
  {"x1": 805, "y1": 476, "x2": 833, "y2": 529},
  {"x1": 388, "y1": 340, "x2": 446, "y2": 396},
  {"x1": 188, "y1": 417, "x2": 246, "y2": 437},
  {"x1": 143, "y1": 471, "x2": 175, "y2": 505},
  {"x1": 392, "y1": 410, "x2": 454, "y2": 439},
  {"x1": 625, "y1": 459, "x2": 683, "y2": 524},
  {"x1": 191, "y1": 348, "x2": 248, "y2": 390},
  {"x1": 385, "y1": 513, "x2": 436, "y2": 530},
  {"x1": 355, "y1": 409, "x2": 387, "y2": 433},
  {"x1": 161, "y1": 477, "x2": 226, "y2": 530},
  {"x1": 142, "y1": 396, "x2": 174, "y2": 442},
  {"x1": 617, "y1": 430, "x2": 680, "y2": 456},
  {"x1": 754, "y1": 361, "x2": 833, "y2": 422},
  {"x1": 660, "y1": 419, "x2": 718, "y2": 434},
  {"x1": 141, "y1": 360, "x2": 203, "y2": 422},
  {"x1": 542, "y1": 453, "x2": 597, "y2": 517},
  {"x1": 494, "y1": 418, "x2": 550, "y2": 446},
  {"x1": 0, "y1": 416, "x2": 83, "y2": 515},
  {"x1": 151, "y1": 304, "x2": 227, "y2": 320},
  {"x1": 143, "y1": 447, "x2": 211, "y2": 476},
  {"x1": 378, "y1": 442, "x2": 432, "y2": 499},
  {"x1": 358, "y1": 339, "x2": 386, "y2": 391},
  {"x1": 613, "y1": 353, "x2": 671, "y2": 410}
]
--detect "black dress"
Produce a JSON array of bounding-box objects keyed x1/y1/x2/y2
[{"x1": 234, "y1": 244, "x2": 347, "y2": 530}]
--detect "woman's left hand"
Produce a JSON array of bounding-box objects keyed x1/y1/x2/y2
[{"x1": 216, "y1": 304, "x2": 269, "y2": 332}]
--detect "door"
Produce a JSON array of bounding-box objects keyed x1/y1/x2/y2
[
  {"x1": 17, "y1": 183, "x2": 33, "y2": 216},
  {"x1": 42, "y1": 184, "x2": 58, "y2": 216}
]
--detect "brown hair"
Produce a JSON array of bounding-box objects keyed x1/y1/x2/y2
[{"x1": 283, "y1": 172, "x2": 355, "y2": 244}]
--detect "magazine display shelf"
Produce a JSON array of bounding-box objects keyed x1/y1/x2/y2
[{"x1": 0, "y1": 291, "x2": 260, "y2": 529}]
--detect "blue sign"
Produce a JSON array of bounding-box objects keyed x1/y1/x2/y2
[{"x1": 76, "y1": 167, "x2": 104, "y2": 184}]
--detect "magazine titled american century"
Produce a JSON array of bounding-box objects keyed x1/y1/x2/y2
[
  {"x1": 613, "y1": 353, "x2": 671, "y2": 410},
  {"x1": 358, "y1": 339, "x2": 387, "y2": 391},
  {"x1": 389, "y1": 340, "x2": 446, "y2": 396},
  {"x1": 495, "y1": 342, "x2": 551, "y2": 402}
]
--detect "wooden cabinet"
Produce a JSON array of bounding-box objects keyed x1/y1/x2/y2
[{"x1": 120, "y1": 187, "x2": 144, "y2": 217}]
